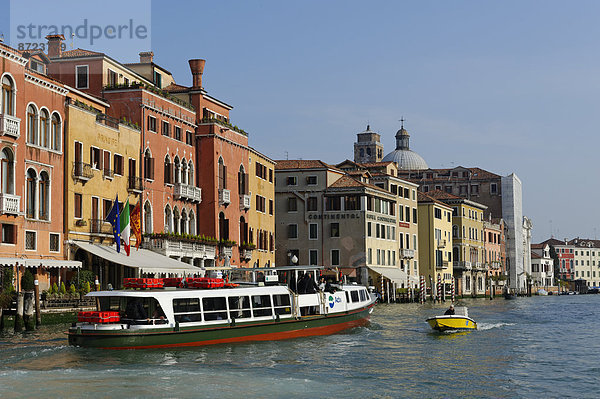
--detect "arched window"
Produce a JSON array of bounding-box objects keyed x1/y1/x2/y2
[
  {"x1": 180, "y1": 209, "x2": 187, "y2": 234},
  {"x1": 51, "y1": 113, "x2": 61, "y2": 151},
  {"x1": 219, "y1": 211, "x2": 229, "y2": 241},
  {"x1": 181, "y1": 158, "x2": 188, "y2": 185},
  {"x1": 2, "y1": 75, "x2": 15, "y2": 116},
  {"x1": 40, "y1": 109, "x2": 49, "y2": 148},
  {"x1": 173, "y1": 207, "x2": 180, "y2": 234},
  {"x1": 218, "y1": 157, "x2": 226, "y2": 190},
  {"x1": 26, "y1": 168, "x2": 37, "y2": 218},
  {"x1": 164, "y1": 155, "x2": 171, "y2": 184},
  {"x1": 359, "y1": 148, "x2": 364, "y2": 157},
  {"x1": 143, "y1": 201, "x2": 152, "y2": 234},
  {"x1": 189, "y1": 211, "x2": 196, "y2": 235},
  {"x1": 164, "y1": 205, "x2": 172, "y2": 233},
  {"x1": 174, "y1": 156, "x2": 180, "y2": 184},
  {"x1": 239, "y1": 216, "x2": 248, "y2": 245},
  {"x1": 1, "y1": 147, "x2": 15, "y2": 194},
  {"x1": 39, "y1": 171, "x2": 50, "y2": 220},
  {"x1": 188, "y1": 161, "x2": 194, "y2": 186},
  {"x1": 27, "y1": 104, "x2": 38, "y2": 145},
  {"x1": 144, "y1": 148, "x2": 154, "y2": 180},
  {"x1": 452, "y1": 225, "x2": 459, "y2": 238},
  {"x1": 238, "y1": 165, "x2": 247, "y2": 195}
]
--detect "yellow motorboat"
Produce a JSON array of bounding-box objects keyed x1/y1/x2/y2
[{"x1": 426, "y1": 306, "x2": 477, "y2": 331}]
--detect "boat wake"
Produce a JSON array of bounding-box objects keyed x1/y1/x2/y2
[{"x1": 477, "y1": 322, "x2": 515, "y2": 331}]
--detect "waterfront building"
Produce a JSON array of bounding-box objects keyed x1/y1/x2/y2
[
  {"x1": 336, "y1": 160, "x2": 420, "y2": 287},
  {"x1": 530, "y1": 243, "x2": 555, "y2": 291},
  {"x1": 539, "y1": 238, "x2": 574, "y2": 281},
  {"x1": 422, "y1": 190, "x2": 486, "y2": 296},
  {"x1": 246, "y1": 148, "x2": 276, "y2": 268},
  {"x1": 483, "y1": 217, "x2": 506, "y2": 294},
  {"x1": 274, "y1": 160, "x2": 412, "y2": 298},
  {"x1": 416, "y1": 192, "x2": 453, "y2": 296},
  {"x1": 0, "y1": 41, "x2": 81, "y2": 291},
  {"x1": 568, "y1": 238, "x2": 600, "y2": 288}
]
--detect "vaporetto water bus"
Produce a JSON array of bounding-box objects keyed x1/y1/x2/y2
[{"x1": 68, "y1": 268, "x2": 375, "y2": 349}]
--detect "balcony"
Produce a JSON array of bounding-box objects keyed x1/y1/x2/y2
[
  {"x1": 144, "y1": 236, "x2": 217, "y2": 259},
  {"x1": 128, "y1": 176, "x2": 143, "y2": 193},
  {"x1": 73, "y1": 162, "x2": 94, "y2": 182},
  {"x1": 437, "y1": 239, "x2": 447, "y2": 249},
  {"x1": 400, "y1": 248, "x2": 415, "y2": 259},
  {"x1": 436, "y1": 260, "x2": 449, "y2": 270},
  {"x1": 491, "y1": 261, "x2": 502, "y2": 269},
  {"x1": 0, "y1": 193, "x2": 20, "y2": 214},
  {"x1": 241, "y1": 248, "x2": 253, "y2": 260},
  {"x1": 174, "y1": 183, "x2": 202, "y2": 203},
  {"x1": 219, "y1": 188, "x2": 231, "y2": 205},
  {"x1": 240, "y1": 194, "x2": 251, "y2": 210},
  {"x1": 220, "y1": 245, "x2": 233, "y2": 258},
  {"x1": 0, "y1": 114, "x2": 20, "y2": 138},
  {"x1": 89, "y1": 219, "x2": 112, "y2": 235},
  {"x1": 103, "y1": 168, "x2": 114, "y2": 179},
  {"x1": 453, "y1": 261, "x2": 472, "y2": 271}
]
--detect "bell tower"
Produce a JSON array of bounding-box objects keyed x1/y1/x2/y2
[{"x1": 353, "y1": 125, "x2": 384, "y2": 164}]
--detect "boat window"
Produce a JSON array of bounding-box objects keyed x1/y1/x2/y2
[
  {"x1": 252, "y1": 295, "x2": 272, "y2": 317},
  {"x1": 273, "y1": 294, "x2": 292, "y2": 315},
  {"x1": 228, "y1": 296, "x2": 251, "y2": 319},
  {"x1": 202, "y1": 297, "x2": 227, "y2": 321},
  {"x1": 173, "y1": 298, "x2": 202, "y2": 323},
  {"x1": 345, "y1": 291, "x2": 350, "y2": 303},
  {"x1": 350, "y1": 290, "x2": 359, "y2": 303},
  {"x1": 359, "y1": 290, "x2": 367, "y2": 302}
]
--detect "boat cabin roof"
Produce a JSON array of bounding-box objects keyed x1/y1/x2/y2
[{"x1": 86, "y1": 285, "x2": 293, "y2": 299}]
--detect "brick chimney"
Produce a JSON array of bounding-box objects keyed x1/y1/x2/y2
[
  {"x1": 139, "y1": 51, "x2": 154, "y2": 63},
  {"x1": 188, "y1": 59, "x2": 205, "y2": 89},
  {"x1": 46, "y1": 34, "x2": 65, "y2": 58}
]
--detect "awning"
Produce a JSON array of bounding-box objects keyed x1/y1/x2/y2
[
  {"x1": 368, "y1": 266, "x2": 408, "y2": 284},
  {"x1": 71, "y1": 241, "x2": 200, "y2": 276},
  {"x1": 0, "y1": 258, "x2": 82, "y2": 269}
]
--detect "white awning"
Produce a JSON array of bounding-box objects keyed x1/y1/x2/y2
[
  {"x1": 0, "y1": 258, "x2": 82, "y2": 269},
  {"x1": 368, "y1": 266, "x2": 408, "y2": 284},
  {"x1": 71, "y1": 241, "x2": 200, "y2": 276}
]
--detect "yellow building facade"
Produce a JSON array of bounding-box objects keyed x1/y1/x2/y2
[
  {"x1": 417, "y1": 192, "x2": 453, "y2": 294},
  {"x1": 246, "y1": 148, "x2": 275, "y2": 267}
]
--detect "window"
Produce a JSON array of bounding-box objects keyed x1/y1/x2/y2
[
  {"x1": 255, "y1": 195, "x2": 266, "y2": 213},
  {"x1": 434, "y1": 208, "x2": 442, "y2": 219},
  {"x1": 367, "y1": 222, "x2": 372, "y2": 237},
  {"x1": 26, "y1": 169, "x2": 37, "y2": 218},
  {"x1": 147, "y1": 116, "x2": 157, "y2": 132},
  {"x1": 228, "y1": 296, "x2": 251, "y2": 319},
  {"x1": 175, "y1": 126, "x2": 182, "y2": 141},
  {"x1": 186, "y1": 130, "x2": 193, "y2": 145},
  {"x1": 49, "y1": 233, "x2": 60, "y2": 252},
  {"x1": 90, "y1": 147, "x2": 101, "y2": 169},
  {"x1": 307, "y1": 197, "x2": 318, "y2": 211},
  {"x1": 107, "y1": 69, "x2": 117, "y2": 86},
  {"x1": 255, "y1": 162, "x2": 268, "y2": 179},
  {"x1": 202, "y1": 297, "x2": 227, "y2": 321},
  {"x1": 39, "y1": 171, "x2": 50, "y2": 221},
  {"x1": 287, "y1": 197, "x2": 297, "y2": 212},
  {"x1": 286, "y1": 176, "x2": 297, "y2": 186},
  {"x1": 345, "y1": 195, "x2": 361, "y2": 210},
  {"x1": 2, "y1": 224, "x2": 15, "y2": 244},
  {"x1": 269, "y1": 199, "x2": 273, "y2": 215},
  {"x1": 252, "y1": 295, "x2": 272, "y2": 317},
  {"x1": 309, "y1": 223, "x2": 318, "y2": 240},
  {"x1": 1, "y1": 148, "x2": 15, "y2": 195},
  {"x1": 490, "y1": 183, "x2": 497, "y2": 194},
  {"x1": 27, "y1": 104, "x2": 38, "y2": 144},
  {"x1": 153, "y1": 71, "x2": 162, "y2": 88},
  {"x1": 164, "y1": 156, "x2": 172, "y2": 184},
  {"x1": 74, "y1": 193, "x2": 82, "y2": 219},
  {"x1": 2, "y1": 75, "x2": 15, "y2": 115},
  {"x1": 368, "y1": 248, "x2": 372, "y2": 264},
  {"x1": 114, "y1": 154, "x2": 124, "y2": 176},
  {"x1": 76, "y1": 65, "x2": 88, "y2": 89},
  {"x1": 325, "y1": 196, "x2": 341, "y2": 211},
  {"x1": 51, "y1": 113, "x2": 61, "y2": 151},
  {"x1": 288, "y1": 224, "x2": 298, "y2": 239},
  {"x1": 162, "y1": 121, "x2": 170, "y2": 137},
  {"x1": 413, "y1": 208, "x2": 417, "y2": 224},
  {"x1": 269, "y1": 169, "x2": 273, "y2": 183},
  {"x1": 25, "y1": 231, "x2": 36, "y2": 250},
  {"x1": 144, "y1": 150, "x2": 155, "y2": 180},
  {"x1": 331, "y1": 249, "x2": 340, "y2": 266},
  {"x1": 218, "y1": 157, "x2": 227, "y2": 190},
  {"x1": 309, "y1": 250, "x2": 318, "y2": 265},
  {"x1": 306, "y1": 176, "x2": 317, "y2": 185},
  {"x1": 331, "y1": 223, "x2": 340, "y2": 238},
  {"x1": 39, "y1": 109, "x2": 49, "y2": 148}
]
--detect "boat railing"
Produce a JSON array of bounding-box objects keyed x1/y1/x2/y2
[{"x1": 121, "y1": 317, "x2": 168, "y2": 325}]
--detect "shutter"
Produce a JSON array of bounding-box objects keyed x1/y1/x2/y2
[
  {"x1": 244, "y1": 174, "x2": 249, "y2": 195},
  {"x1": 149, "y1": 158, "x2": 155, "y2": 180},
  {"x1": 222, "y1": 165, "x2": 227, "y2": 189}
]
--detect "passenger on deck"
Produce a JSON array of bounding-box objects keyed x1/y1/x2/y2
[
  {"x1": 444, "y1": 305, "x2": 455, "y2": 315},
  {"x1": 318, "y1": 277, "x2": 326, "y2": 291},
  {"x1": 302, "y1": 273, "x2": 319, "y2": 294},
  {"x1": 125, "y1": 299, "x2": 147, "y2": 322}
]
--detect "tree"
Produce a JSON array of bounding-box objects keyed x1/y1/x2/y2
[{"x1": 21, "y1": 270, "x2": 35, "y2": 291}]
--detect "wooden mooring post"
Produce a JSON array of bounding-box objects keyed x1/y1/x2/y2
[{"x1": 34, "y1": 275, "x2": 41, "y2": 327}]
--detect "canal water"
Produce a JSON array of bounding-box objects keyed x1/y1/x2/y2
[{"x1": 1, "y1": 294, "x2": 598, "y2": 398}]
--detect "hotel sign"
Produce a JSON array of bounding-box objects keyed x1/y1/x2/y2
[
  {"x1": 308, "y1": 213, "x2": 361, "y2": 220},
  {"x1": 365, "y1": 214, "x2": 396, "y2": 224},
  {"x1": 399, "y1": 222, "x2": 410, "y2": 228}
]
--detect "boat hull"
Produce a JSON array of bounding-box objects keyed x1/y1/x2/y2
[
  {"x1": 426, "y1": 315, "x2": 477, "y2": 332},
  {"x1": 68, "y1": 304, "x2": 373, "y2": 349}
]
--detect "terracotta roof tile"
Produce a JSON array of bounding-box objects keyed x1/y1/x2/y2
[
  {"x1": 59, "y1": 48, "x2": 103, "y2": 58},
  {"x1": 531, "y1": 243, "x2": 546, "y2": 249},
  {"x1": 423, "y1": 190, "x2": 462, "y2": 201},
  {"x1": 275, "y1": 160, "x2": 337, "y2": 170},
  {"x1": 531, "y1": 252, "x2": 542, "y2": 259},
  {"x1": 163, "y1": 82, "x2": 190, "y2": 93}
]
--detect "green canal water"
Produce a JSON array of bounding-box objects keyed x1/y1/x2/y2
[{"x1": 0, "y1": 295, "x2": 597, "y2": 398}]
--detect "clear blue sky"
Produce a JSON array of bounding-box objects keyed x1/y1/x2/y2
[{"x1": 2, "y1": 0, "x2": 599, "y2": 243}]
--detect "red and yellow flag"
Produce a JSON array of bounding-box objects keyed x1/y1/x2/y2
[{"x1": 131, "y1": 201, "x2": 142, "y2": 250}]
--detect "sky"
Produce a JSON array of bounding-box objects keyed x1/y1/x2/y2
[{"x1": 1, "y1": 0, "x2": 599, "y2": 243}]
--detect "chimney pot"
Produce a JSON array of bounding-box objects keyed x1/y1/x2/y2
[
  {"x1": 139, "y1": 51, "x2": 154, "y2": 63},
  {"x1": 189, "y1": 59, "x2": 206, "y2": 88},
  {"x1": 46, "y1": 34, "x2": 65, "y2": 58}
]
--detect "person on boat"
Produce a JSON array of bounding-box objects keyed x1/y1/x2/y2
[
  {"x1": 444, "y1": 305, "x2": 455, "y2": 315},
  {"x1": 319, "y1": 277, "x2": 326, "y2": 291},
  {"x1": 302, "y1": 273, "x2": 319, "y2": 294}
]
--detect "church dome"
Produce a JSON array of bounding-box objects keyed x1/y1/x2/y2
[{"x1": 382, "y1": 125, "x2": 428, "y2": 170}]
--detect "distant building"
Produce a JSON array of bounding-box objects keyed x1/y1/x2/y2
[
  {"x1": 381, "y1": 123, "x2": 429, "y2": 170},
  {"x1": 483, "y1": 217, "x2": 506, "y2": 294},
  {"x1": 568, "y1": 238, "x2": 600, "y2": 288},
  {"x1": 539, "y1": 238, "x2": 574, "y2": 280},
  {"x1": 530, "y1": 243, "x2": 554, "y2": 290},
  {"x1": 353, "y1": 125, "x2": 384, "y2": 164}
]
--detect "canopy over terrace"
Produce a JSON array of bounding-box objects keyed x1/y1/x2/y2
[
  {"x1": 71, "y1": 241, "x2": 201, "y2": 278},
  {"x1": 0, "y1": 258, "x2": 82, "y2": 291}
]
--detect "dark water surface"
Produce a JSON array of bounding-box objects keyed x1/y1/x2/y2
[{"x1": 1, "y1": 295, "x2": 597, "y2": 398}]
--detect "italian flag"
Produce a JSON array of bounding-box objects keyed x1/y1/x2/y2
[{"x1": 120, "y1": 198, "x2": 131, "y2": 256}]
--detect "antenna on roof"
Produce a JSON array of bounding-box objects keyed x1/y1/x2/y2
[
  {"x1": 0, "y1": 33, "x2": 4, "y2": 43},
  {"x1": 70, "y1": 33, "x2": 75, "y2": 49},
  {"x1": 284, "y1": 150, "x2": 288, "y2": 160}
]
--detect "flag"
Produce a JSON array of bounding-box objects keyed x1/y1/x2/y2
[
  {"x1": 131, "y1": 201, "x2": 142, "y2": 250},
  {"x1": 120, "y1": 198, "x2": 130, "y2": 256},
  {"x1": 105, "y1": 195, "x2": 120, "y2": 253}
]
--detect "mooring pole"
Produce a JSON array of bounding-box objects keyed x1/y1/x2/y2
[{"x1": 34, "y1": 276, "x2": 41, "y2": 327}]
